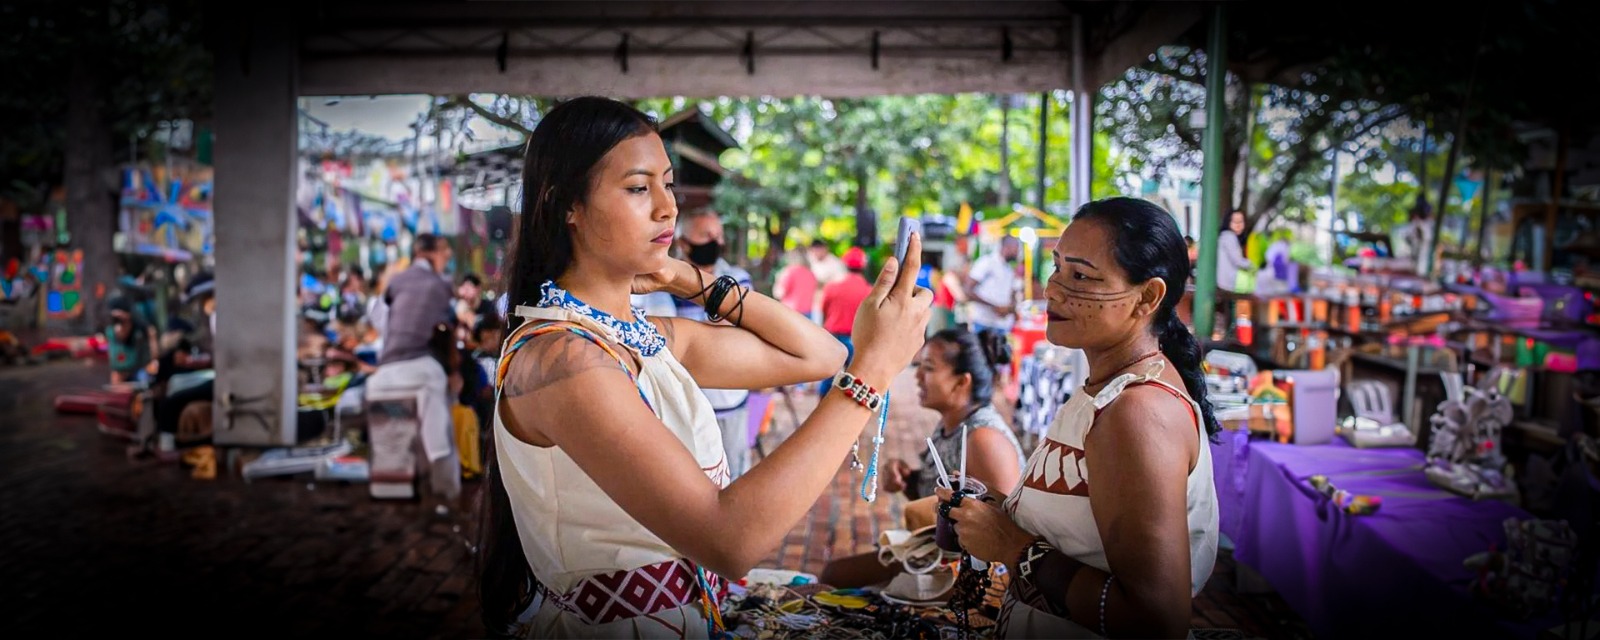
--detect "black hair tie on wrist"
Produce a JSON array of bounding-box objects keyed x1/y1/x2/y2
[{"x1": 704, "y1": 275, "x2": 739, "y2": 323}]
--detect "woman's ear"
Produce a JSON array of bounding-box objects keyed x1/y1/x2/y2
[{"x1": 1137, "y1": 277, "x2": 1168, "y2": 317}]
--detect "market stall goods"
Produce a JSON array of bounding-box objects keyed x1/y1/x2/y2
[{"x1": 1425, "y1": 385, "x2": 1517, "y2": 501}]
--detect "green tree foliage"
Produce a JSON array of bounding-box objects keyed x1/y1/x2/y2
[
  {"x1": 703, "y1": 93, "x2": 1134, "y2": 274},
  {"x1": 1, "y1": 0, "x2": 211, "y2": 202},
  {"x1": 1097, "y1": 46, "x2": 1411, "y2": 229}
]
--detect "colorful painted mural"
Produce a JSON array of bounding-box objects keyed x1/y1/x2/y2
[
  {"x1": 45, "y1": 248, "x2": 84, "y2": 320},
  {"x1": 119, "y1": 162, "x2": 214, "y2": 261},
  {"x1": 301, "y1": 158, "x2": 455, "y2": 241}
]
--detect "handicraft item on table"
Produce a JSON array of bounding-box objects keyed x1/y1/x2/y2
[
  {"x1": 1424, "y1": 385, "x2": 1518, "y2": 501},
  {"x1": 1307, "y1": 474, "x2": 1383, "y2": 515}
]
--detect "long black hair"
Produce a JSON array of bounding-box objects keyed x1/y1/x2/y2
[
  {"x1": 1072, "y1": 197, "x2": 1220, "y2": 439},
  {"x1": 479, "y1": 97, "x2": 658, "y2": 635},
  {"x1": 928, "y1": 327, "x2": 1012, "y2": 408}
]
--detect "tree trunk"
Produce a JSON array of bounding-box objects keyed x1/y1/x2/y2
[
  {"x1": 1222, "y1": 82, "x2": 1248, "y2": 227},
  {"x1": 853, "y1": 167, "x2": 875, "y2": 248},
  {"x1": 998, "y1": 94, "x2": 1012, "y2": 207},
  {"x1": 1426, "y1": 134, "x2": 1465, "y2": 277},
  {"x1": 1426, "y1": 15, "x2": 1484, "y2": 278},
  {"x1": 1219, "y1": 134, "x2": 1243, "y2": 235},
  {"x1": 1219, "y1": 153, "x2": 1237, "y2": 219},
  {"x1": 1237, "y1": 84, "x2": 1257, "y2": 217},
  {"x1": 65, "y1": 57, "x2": 116, "y2": 333},
  {"x1": 760, "y1": 209, "x2": 794, "y2": 288},
  {"x1": 1472, "y1": 170, "x2": 1494, "y2": 265}
]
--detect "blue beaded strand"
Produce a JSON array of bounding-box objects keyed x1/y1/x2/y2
[{"x1": 860, "y1": 393, "x2": 890, "y2": 502}]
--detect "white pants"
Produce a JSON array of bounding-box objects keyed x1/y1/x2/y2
[{"x1": 367, "y1": 356, "x2": 459, "y2": 499}]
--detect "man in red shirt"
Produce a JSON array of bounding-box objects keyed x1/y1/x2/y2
[
  {"x1": 773, "y1": 248, "x2": 819, "y2": 320},
  {"x1": 817, "y1": 247, "x2": 873, "y2": 396}
]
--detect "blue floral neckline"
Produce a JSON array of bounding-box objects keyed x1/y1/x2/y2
[{"x1": 536, "y1": 281, "x2": 665, "y2": 357}]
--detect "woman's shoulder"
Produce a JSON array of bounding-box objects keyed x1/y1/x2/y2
[
  {"x1": 1094, "y1": 378, "x2": 1197, "y2": 435},
  {"x1": 499, "y1": 323, "x2": 635, "y2": 391},
  {"x1": 966, "y1": 404, "x2": 1013, "y2": 431}
]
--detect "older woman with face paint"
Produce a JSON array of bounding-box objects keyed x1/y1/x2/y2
[{"x1": 938, "y1": 197, "x2": 1221, "y2": 639}]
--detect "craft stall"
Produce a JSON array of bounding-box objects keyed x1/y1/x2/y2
[{"x1": 1196, "y1": 262, "x2": 1600, "y2": 638}]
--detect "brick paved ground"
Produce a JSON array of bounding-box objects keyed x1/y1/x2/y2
[{"x1": 0, "y1": 358, "x2": 1310, "y2": 639}]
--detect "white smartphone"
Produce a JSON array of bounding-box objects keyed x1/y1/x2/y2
[{"x1": 895, "y1": 218, "x2": 922, "y2": 264}]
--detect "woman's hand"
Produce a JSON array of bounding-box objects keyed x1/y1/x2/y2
[
  {"x1": 632, "y1": 259, "x2": 704, "y2": 298},
  {"x1": 882, "y1": 458, "x2": 913, "y2": 494},
  {"x1": 936, "y1": 485, "x2": 1035, "y2": 565},
  {"x1": 847, "y1": 233, "x2": 934, "y2": 387}
]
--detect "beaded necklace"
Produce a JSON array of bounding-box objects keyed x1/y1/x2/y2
[
  {"x1": 856, "y1": 393, "x2": 891, "y2": 502},
  {"x1": 536, "y1": 280, "x2": 665, "y2": 356}
]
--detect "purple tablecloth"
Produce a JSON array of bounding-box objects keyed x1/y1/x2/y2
[{"x1": 1211, "y1": 433, "x2": 1562, "y2": 639}]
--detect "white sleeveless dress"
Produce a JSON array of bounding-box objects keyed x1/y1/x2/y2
[
  {"x1": 494, "y1": 301, "x2": 732, "y2": 639},
  {"x1": 999, "y1": 359, "x2": 1219, "y2": 638}
]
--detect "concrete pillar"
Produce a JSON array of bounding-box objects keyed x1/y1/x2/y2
[
  {"x1": 211, "y1": 10, "x2": 299, "y2": 446},
  {"x1": 1069, "y1": 15, "x2": 1093, "y2": 214}
]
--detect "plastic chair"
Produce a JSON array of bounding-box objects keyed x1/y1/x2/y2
[
  {"x1": 748, "y1": 385, "x2": 806, "y2": 462},
  {"x1": 746, "y1": 390, "x2": 772, "y2": 458},
  {"x1": 298, "y1": 371, "x2": 354, "y2": 442}
]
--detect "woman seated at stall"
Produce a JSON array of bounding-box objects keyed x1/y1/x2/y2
[
  {"x1": 819, "y1": 327, "x2": 1025, "y2": 589},
  {"x1": 940, "y1": 197, "x2": 1219, "y2": 639},
  {"x1": 106, "y1": 297, "x2": 157, "y2": 386}
]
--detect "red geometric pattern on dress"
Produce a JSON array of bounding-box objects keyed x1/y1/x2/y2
[
  {"x1": 1020, "y1": 438, "x2": 1090, "y2": 497},
  {"x1": 544, "y1": 558, "x2": 724, "y2": 626}
]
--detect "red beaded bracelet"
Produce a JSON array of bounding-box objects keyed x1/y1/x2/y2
[{"x1": 832, "y1": 370, "x2": 884, "y2": 412}]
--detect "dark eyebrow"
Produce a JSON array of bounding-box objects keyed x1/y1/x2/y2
[
  {"x1": 623, "y1": 166, "x2": 675, "y2": 179},
  {"x1": 1053, "y1": 250, "x2": 1097, "y2": 270}
]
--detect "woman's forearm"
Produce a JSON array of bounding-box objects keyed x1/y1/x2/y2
[
  {"x1": 676, "y1": 275, "x2": 840, "y2": 369},
  {"x1": 713, "y1": 370, "x2": 893, "y2": 575},
  {"x1": 1016, "y1": 549, "x2": 1187, "y2": 638}
]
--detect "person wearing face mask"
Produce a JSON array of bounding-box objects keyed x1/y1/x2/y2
[
  {"x1": 631, "y1": 209, "x2": 758, "y2": 480},
  {"x1": 937, "y1": 197, "x2": 1219, "y2": 639},
  {"x1": 366, "y1": 232, "x2": 462, "y2": 500}
]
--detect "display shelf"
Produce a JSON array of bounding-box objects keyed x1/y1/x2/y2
[
  {"x1": 1350, "y1": 351, "x2": 1452, "y2": 376},
  {"x1": 1454, "y1": 318, "x2": 1598, "y2": 344},
  {"x1": 1264, "y1": 321, "x2": 1330, "y2": 331},
  {"x1": 1202, "y1": 339, "x2": 1291, "y2": 372}
]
